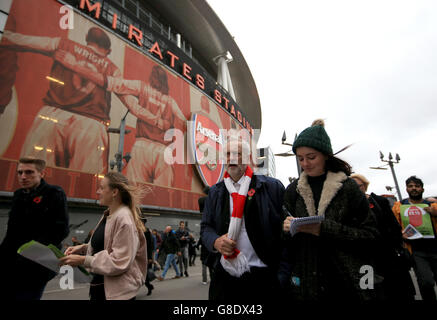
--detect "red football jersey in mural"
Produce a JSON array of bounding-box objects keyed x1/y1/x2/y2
[{"x1": 43, "y1": 38, "x2": 120, "y2": 122}]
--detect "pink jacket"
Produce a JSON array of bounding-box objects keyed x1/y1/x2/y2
[{"x1": 83, "y1": 205, "x2": 147, "y2": 300}]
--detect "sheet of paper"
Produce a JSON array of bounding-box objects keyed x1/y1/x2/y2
[
  {"x1": 403, "y1": 224, "x2": 424, "y2": 240},
  {"x1": 400, "y1": 204, "x2": 435, "y2": 239},
  {"x1": 289, "y1": 216, "x2": 325, "y2": 237},
  {"x1": 18, "y1": 240, "x2": 91, "y2": 283}
]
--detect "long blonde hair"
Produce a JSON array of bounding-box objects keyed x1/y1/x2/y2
[{"x1": 105, "y1": 172, "x2": 146, "y2": 233}]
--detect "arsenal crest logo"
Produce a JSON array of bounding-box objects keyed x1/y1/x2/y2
[{"x1": 189, "y1": 113, "x2": 225, "y2": 187}]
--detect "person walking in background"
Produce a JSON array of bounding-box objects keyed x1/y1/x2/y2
[
  {"x1": 392, "y1": 176, "x2": 437, "y2": 300},
  {"x1": 60, "y1": 172, "x2": 147, "y2": 300},
  {"x1": 351, "y1": 173, "x2": 415, "y2": 300},
  {"x1": 71, "y1": 236, "x2": 82, "y2": 246},
  {"x1": 152, "y1": 229, "x2": 163, "y2": 271},
  {"x1": 188, "y1": 233, "x2": 197, "y2": 266},
  {"x1": 157, "y1": 226, "x2": 182, "y2": 281},
  {"x1": 0, "y1": 157, "x2": 69, "y2": 300},
  {"x1": 175, "y1": 221, "x2": 190, "y2": 277},
  {"x1": 198, "y1": 186, "x2": 212, "y2": 285},
  {"x1": 201, "y1": 130, "x2": 285, "y2": 301},
  {"x1": 280, "y1": 119, "x2": 379, "y2": 301},
  {"x1": 143, "y1": 218, "x2": 155, "y2": 296},
  {"x1": 197, "y1": 236, "x2": 213, "y2": 285}
]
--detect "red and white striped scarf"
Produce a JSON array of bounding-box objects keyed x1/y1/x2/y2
[{"x1": 221, "y1": 166, "x2": 253, "y2": 277}]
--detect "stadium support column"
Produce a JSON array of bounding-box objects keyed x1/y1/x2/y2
[{"x1": 213, "y1": 51, "x2": 236, "y2": 101}]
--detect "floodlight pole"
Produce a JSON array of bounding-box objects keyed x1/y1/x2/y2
[
  {"x1": 380, "y1": 151, "x2": 402, "y2": 201},
  {"x1": 279, "y1": 131, "x2": 302, "y2": 178}
]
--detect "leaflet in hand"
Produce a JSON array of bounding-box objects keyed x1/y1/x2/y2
[
  {"x1": 289, "y1": 216, "x2": 325, "y2": 237},
  {"x1": 17, "y1": 240, "x2": 91, "y2": 283},
  {"x1": 400, "y1": 204, "x2": 435, "y2": 238},
  {"x1": 403, "y1": 224, "x2": 424, "y2": 240}
]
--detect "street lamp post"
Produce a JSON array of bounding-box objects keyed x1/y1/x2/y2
[
  {"x1": 108, "y1": 110, "x2": 132, "y2": 172},
  {"x1": 372, "y1": 151, "x2": 402, "y2": 201},
  {"x1": 275, "y1": 131, "x2": 302, "y2": 178}
]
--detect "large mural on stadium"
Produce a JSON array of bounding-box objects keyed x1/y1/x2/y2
[{"x1": 0, "y1": 0, "x2": 242, "y2": 211}]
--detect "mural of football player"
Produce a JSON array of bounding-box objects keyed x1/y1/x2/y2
[
  {"x1": 53, "y1": 50, "x2": 186, "y2": 187},
  {"x1": 0, "y1": 15, "x2": 19, "y2": 155},
  {"x1": 1, "y1": 27, "x2": 121, "y2": 173}
]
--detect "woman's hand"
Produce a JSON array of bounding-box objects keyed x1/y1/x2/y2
[
  {"x1": 64, "y1": 244, "x2": 86, "y2": 256},
  {"x1": 283, "y1": 216, "x2": 294, "y2": 232},
  {"x1": 59, "y1": 254, "x2": 86, "y2": 267}
]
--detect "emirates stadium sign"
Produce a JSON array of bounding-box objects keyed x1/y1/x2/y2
[
  {"x1": 189, "y1": 113, "x2": 225, "y2": 187},
  {"x1": 76, "y1": 0, "x2": 254, "y2": 134}
]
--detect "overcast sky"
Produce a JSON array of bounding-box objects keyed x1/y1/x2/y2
[{"x1": 207, "y1": 0, "x2": 437, "y2": 199}]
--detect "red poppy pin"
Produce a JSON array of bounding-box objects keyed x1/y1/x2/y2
[
  {"x1": 33, "y1": 196, "x2": 42, "y2": 204},
  {"x1": 369, "y1": 203, "x2": 374, "y2": 209},
  {"x1": 247, "y1": 188, "x2": 255, "y2": 200}
]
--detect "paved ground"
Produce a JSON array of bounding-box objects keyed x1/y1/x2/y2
[{"x1": 42, "y1": 262, "x2": 209, "y2": 300}]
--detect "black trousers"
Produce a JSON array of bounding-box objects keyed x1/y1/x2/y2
[
  {"x1": 89, "y1": 284, "x2": 106, "y2": 301},
  {"x1": 209, "y1": 265, "x2": 279, "y2": 301},
  {"x1": 413, "y1": 250, "x2": 437, "y2": 300}
]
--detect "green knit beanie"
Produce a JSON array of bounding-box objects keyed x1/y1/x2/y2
[{"x1": 292, "y1": 119, "x2": 333, "y2": 155}]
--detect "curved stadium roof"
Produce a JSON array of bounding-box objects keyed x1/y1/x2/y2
[{"x1": 147, "y1": 0, "x2": 262, "y2": 130}]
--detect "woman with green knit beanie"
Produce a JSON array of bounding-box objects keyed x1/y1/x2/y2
[{"x1": 278, "y1": 119, "x2": 380, "y2": 301}]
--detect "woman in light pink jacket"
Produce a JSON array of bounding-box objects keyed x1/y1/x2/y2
[{"x1": 60, "y1": 172, "x2": 147, "y2": 300}]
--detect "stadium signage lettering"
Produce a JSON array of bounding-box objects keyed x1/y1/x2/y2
[{"x1": 77, "y1": 0, "x2": 253, "y2": 134}]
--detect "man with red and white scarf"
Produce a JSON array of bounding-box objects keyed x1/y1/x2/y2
[{"x1": 200, "y1": 132, "x2": 285, "y2": 301}]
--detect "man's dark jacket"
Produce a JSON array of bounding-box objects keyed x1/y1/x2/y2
[
  {"x1": 144, "y1": 228, "x2": 154, "y2": 261},
  {"x1": 200, "y1": 174, "x2": 285, "y2": 273},
  {"x1": 368, "y1": 193, "x2": 416, "y2": 300},
  {"x1": 160, "y1": 231, "x2": 181, "y2": 255},
  {"x1": 175, "y1": 228, "x2": 189, "y2": 248},
  {"x1": 0, "y1": 179, "x2": 69, "y2": 286}
]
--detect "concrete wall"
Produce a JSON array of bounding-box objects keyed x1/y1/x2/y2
[{"x1": 0, "y1": 203, "x2": 202, "y2": 248}]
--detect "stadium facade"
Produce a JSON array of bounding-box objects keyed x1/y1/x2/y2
[{"x1": 0, "y1": 0, "x2": 261, "y2": 237}]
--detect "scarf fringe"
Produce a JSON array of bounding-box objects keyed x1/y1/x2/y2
[{"x1": 220, "y1": 251, "x2": 251, "y2": 278}]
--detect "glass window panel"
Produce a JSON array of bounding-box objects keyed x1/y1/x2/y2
[
  {"x1": 0, "y1": 12, "x2": 8, "y2": 33},
  {"x1": 125, "y1": 0, "x2": 137, "y2": 17},
  {"x1": 0, "y1": 0, "x2": 13, "y2": 13}
]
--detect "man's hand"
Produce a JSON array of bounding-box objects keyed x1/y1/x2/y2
[
  {"x1": 424, "y1": 206, "x2": 437, "y2": 217},
  {"x1": 213, "y1": 234, "x2": 236, "y2": 256}
]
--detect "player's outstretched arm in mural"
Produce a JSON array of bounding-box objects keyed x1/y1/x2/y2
[
  {"x1": 1, "y1": 28, "x2": 121, "y2": 174},
  {"x1": 1, "y1": 30, "x2": 62, "y2": 55}
]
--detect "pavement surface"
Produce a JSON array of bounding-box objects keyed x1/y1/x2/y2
[{"x1": 42, "y1": 262, "x2": 209, "y2": 300}]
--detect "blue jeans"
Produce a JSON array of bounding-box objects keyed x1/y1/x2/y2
[{"x1": 161, "y1": 253, "x2": 181, "y2": 278}]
